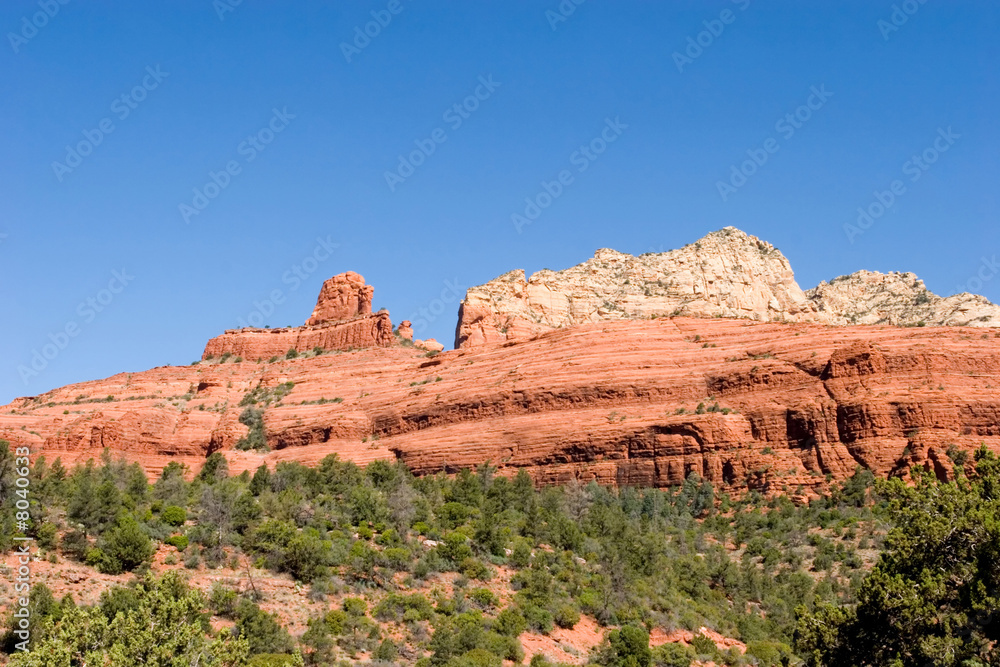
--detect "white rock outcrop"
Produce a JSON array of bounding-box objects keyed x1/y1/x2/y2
[{"x1": 455, "y1": 227, "x2": 1000, "y2": 348}]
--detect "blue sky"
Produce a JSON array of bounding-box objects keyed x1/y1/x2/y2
[{"x1": 1, "y1": 0, "x2": 997, "y2": 403}]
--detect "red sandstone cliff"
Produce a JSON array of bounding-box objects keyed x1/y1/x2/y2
[
  {"x1": 202, "y1": 272, "x2": 394, "y2": 360},
  {"x1": 4, "y1": 317, "x2": 999, "y2": 492}
]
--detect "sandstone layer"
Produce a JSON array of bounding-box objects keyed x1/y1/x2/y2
[
  {"x1": 455, "y1": 228, "x2": 1000, "y2": 348},
  {"x1": 6, "y1": 319, "x2": 999, "y2": 492},
  {"x1": 203, "y1": 272, "x2": 393, "y2": 360},
  {"x1": 202, "y1": 313, "x2": 394, "y2": 361}
]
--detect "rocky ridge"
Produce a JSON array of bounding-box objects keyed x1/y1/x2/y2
[
  {"x1": 806, "y1": 270, "x2": 1000, "y2": 327},
  {"x1": 4, "y1": 318, "x2": 999, "y2": 492},
  {"x1": 4, "y1": 228, "x2": 1000, "y2": 491},
  {"x1": 455, "y1": 227, "x2": 1000, "y2": 348},
  {"x1": 202, "y1": 272, "x2": 394, "y2": 360}
]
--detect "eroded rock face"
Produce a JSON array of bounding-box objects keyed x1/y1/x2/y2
[
  {"x1": 7, "y1": 231, "x2": 1000, "y2": 491},
  {"x1": 456, "y1": 228, "x2": 818, "y2": 348},
  {"x1": 806, "y1": 270, "x2": 1000, "y2": 327},
  {"x1": 306, "y1": 271, "x2": 373, "y2": 326},
  {"x1": 202, "y1": 313, "x2": 394, "y2": 360},
  {"x1": 455, "y1": 227, "x2": 1000, "y2": 348},
  {"x1": 6, "y1": 318, "x2": 998, "y2": 493},
  {"x1": 202, "y1": 272, "x2": 392, "y2": 360}
]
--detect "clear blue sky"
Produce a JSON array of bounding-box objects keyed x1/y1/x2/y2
[{"x1": 1, "y1": 1, "x2": 997, "y2": 404}]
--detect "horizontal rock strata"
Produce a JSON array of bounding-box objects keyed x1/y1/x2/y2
[
  {"x1": 202, "y1": 313, "x2": 394, "y2": 361},
  {"x1": 202, "y1": 272, "x2": 393, "y2": 360},
  {"x1": 5, "y1": 318, "x2": 998, "y2": 492}
]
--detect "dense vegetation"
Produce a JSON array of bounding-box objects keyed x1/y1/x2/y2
[
  {"x1": 796, "y1": 446, "x2": 1000, "y2": 667},
  {"x1": 1, "y1": 437, "x2": 982, "y2": 666}
]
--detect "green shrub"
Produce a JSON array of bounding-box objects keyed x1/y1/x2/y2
[
  {"x1": 235, "y1": 407, "x2": 268, "y2": 451},
  {"x1": 493, "y1": 607, "x2": 527, "y2": 637},
  {"x1": 529, "y1": 654, "x2": 553, "y2": 667},
  {"x1": 284, "y1": 529, "x2": 330, "y2": 582},
  {"x1": 440, "y1": 532, "x2": 473, "y2": 564},
  {"x1": 247, "y1": 655, "x2": 299, "y2": 667},
  {"x1": 36, "y1": 522, "x2": 58, "y2": 551},
  {"x1": 745, "y1": 640, "x2": 794, "y2": 666},
  {"x1": 60, "y1": 529, "x2": 90, "y2": 560},
  {"x1": 374, "y1": 593, "x2": 434, "y2": 622},
  {"x1": 690, "y1": 633, "x2": 720, "y2": 661},
  {"x1": 97, "y1": 515, "x2": 154, "y2": 574},
  {"x1": 235, "y1": 598, "x2": 294, "y2": 655},
  {"x1": 468, "y1": 588, "x2": 498, "y2": 610},
  {"x1": 165, "y1": 535, "x2": 189, "y2": 550},
  {"x1": 343, "y1": 597, "x2": 367, "y2": 616},
  {"x1": 373, "y1": 638, "x2": 399, "y2": 662},
  {"x1": 602, "y1": 625, "x2": 652, "y2": 667},
  {"x1": 454, "y1": 647, "x2": 503, "y2": 667},
  {"x1": 209, "y1": 581, "x2": 239, "y2": 619},
  {"x1": 161, "y1": 505, "x2": 187, "y2": 526},
  {"x1": 651, "y1": 642, "x2": 696, "y2": 667},
  {"x1": 519, "y1": 604, "x2": 553, "y2": 635},
  {"x1": 461, "y1": 557, "x2": 491, "y2": 581},
  {"x1": 13, "y1": 572, "x2": 245, "y2": 662},
  {"x1": 509, "y1": 539, "x2": 532, "y2": 568},
  {"x1": 553, "y1": 603, "x2": 580, "y2": 629}
]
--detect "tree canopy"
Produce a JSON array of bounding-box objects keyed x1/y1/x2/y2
[{"x1": 796, "y1": 446, "x2": 1000, "y2": 667}]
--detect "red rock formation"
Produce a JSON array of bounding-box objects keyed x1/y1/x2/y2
[
  {"x1": 397, "y1": 320, "x2": 413, "y2": 341},
  {"x1": 203, "y1": 313, "x2": 394, "y2": 361},
  {"x1": 202, "y1": 272, "x2": 392, "y2": 360},
  {"x1": 306, "y1": 271, "x2": 373, "y2": 326},
  {"x1": 414, "y1": 338, "x2": 445, "y2": 353},
  {"x1": 4, "y1": 318, "x2": 999, "y2": 491}
]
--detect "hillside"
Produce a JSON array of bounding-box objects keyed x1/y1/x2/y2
[
  {"x1": 0, "y1": 443, "x2": 883, "y2": 666},
  {"x1": 3, "y1": 228, "x2": 1000, "y2": 667}
]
